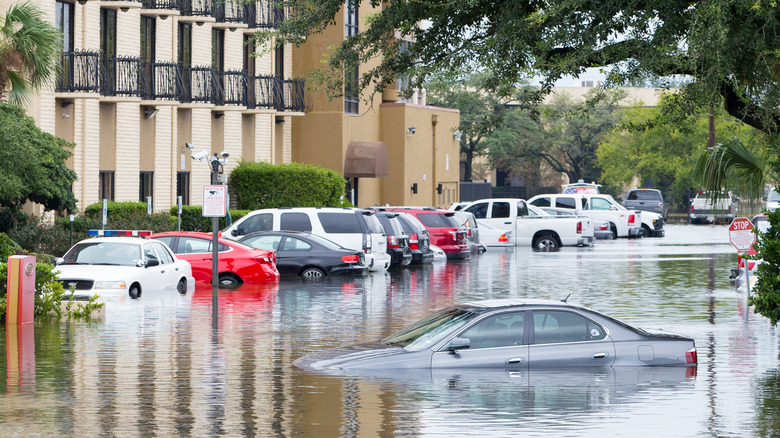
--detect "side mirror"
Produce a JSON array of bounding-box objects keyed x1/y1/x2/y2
[
  {"x1": 145, "y1": 259, "x2": 160, "y2": 267},
  {"x1": 447, "y1": 337, "x2": 471, "y2": 352},
  {"x1": 231, "y1": 229, "x2": 239, "y2": 237}
]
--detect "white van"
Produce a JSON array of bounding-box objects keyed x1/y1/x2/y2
[{"x1": 223, "y1": 207, "x2": 391, "y2": 271}]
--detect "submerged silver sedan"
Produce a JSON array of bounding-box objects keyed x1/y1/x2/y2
[{"x1": 294, "y1": 299, "x2": 698, "y2": 372}]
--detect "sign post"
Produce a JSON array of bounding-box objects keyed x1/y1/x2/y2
[
  {"x1": 729, "y1": 217, "x2": 757, "y2": 296},
  {"x1": 203, "y1": 184, "x2": 227, "y2": 325}
]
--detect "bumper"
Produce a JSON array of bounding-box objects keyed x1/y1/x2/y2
[
  {"x1": 328, "y1": 265, "x2": 369, "y2": 276},
  {"x1": 445, "y1": 250, "x2": 471, "y2": 260},
  {"x1": 410, "y1": 250, "x2": 434, "y2": 264},
  {"x1": 649, "y1": 228, "x2": 665, "y2": 237},
  {"x1": 388, "y1": 248, "x2": 413, "y2": 267},
  {"x1": 366, "y1": 253, "x2": 391, "y2": 272},
  {"x1": 577, "y1": 236, "x2": 595, "y2": 246},
  {"x1": 628, "y1": 227, "x2": 643, "y2": 237},
  {"x1": 594, "y1": 230, "x2": 614, "y2": 240}
]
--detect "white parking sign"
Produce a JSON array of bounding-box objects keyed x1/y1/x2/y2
[{"x1": 203, "y1": 185, "x2": 227, "y2": 217}]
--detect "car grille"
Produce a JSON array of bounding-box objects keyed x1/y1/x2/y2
[{"x1": 58, "y1": 279, "x2": 94, "y2": 290}]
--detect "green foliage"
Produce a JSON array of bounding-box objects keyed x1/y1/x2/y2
[
  {"x1": 230, "y1": 161, "x2": 346, "y2": 210},
  {"x1": 0, "y1": 232, "x2": 22, "y2": 262},
  {"x1": 84, "y1": 201, "x2": 148, "y2": 220},
  {"x1": 169, "y1": 205, "x2": 251, "y2": 232},
  {"x1": 0, "y1": 2, "x2": 63, "y2": 105},
  {"x1": 0, "y1": 103, "x2": 77, "y2": 231},
  {"x1": 262, "y1": 0, "x2": 780, "y2": 136},
  {"x1": 749, "y1": 208, "x2": 780, "y2": 325}
]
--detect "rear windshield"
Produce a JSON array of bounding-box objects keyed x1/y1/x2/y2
[
  {"x1": 416, "y1": 213, "x2": 458, "y2": 227},
  {"x1": 318, "y1": 212, "x2": 362, "y2": 233},
  {"x1": 627, "y1": 190, "x2": 662, "y2": 201},
  {"x1": 362, "y1": 213, "x2": 386, "y2": 234},
  {"x1": 376, "y1": 214, "x2": 404, "y2": 235},
  {"x1": 396, "y1": 214, "x2": 424, "y2": 233}
]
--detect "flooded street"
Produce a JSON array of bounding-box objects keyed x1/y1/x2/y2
[{"x1": 2, "y1": 224, "x2": 779, "y2": 437}]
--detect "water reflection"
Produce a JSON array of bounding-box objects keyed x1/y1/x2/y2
[{"x1": 0, "y1": 225, "x2": 778, "y2": 437}]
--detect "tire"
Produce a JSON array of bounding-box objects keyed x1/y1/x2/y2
[
  {"x1": 129, "y1": 284, "x2": 141, "y2": 299},
  {"x1": 176, "y1": 278, "x2": 187, "y2": 294},
  {"x1": 610, "y1": 224, "x2": 618, "y2": 237},
  {"x1": 301, "y1": 267, "x2": 326, "y2": 279},
  {"x1": 641, "y1": 224, "x2": 652, "y2": 238},
  {"x1": 532, "y1": 233, "x2": 559, "y2": 251},
  {"x1": 218, "y1": 274, "x2": 241, "y2": 287}
]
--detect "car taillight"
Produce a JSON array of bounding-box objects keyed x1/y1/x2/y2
[
  {"x1": 388, "y1": 235, "x2": 400, "y2": 249},
  {"x1": 499, "y1": 234, "x2": 509, "y2": 243},
  {"x1": 728, "y1": 205, "x2": 732, "y2": 213},
  {"x1": 363, "y1": 234, "x2": 372, "y2": 254},
  {"x1": 576, "y1": 221, "x2": 583, "y2": 234},
  {"x1": 628, "y1": 214, "x2": 635, "y2": 226},
  {"x1": 255, "y1": 255, "x2": 273, "y2": 264},
  {"x1": 598, "y1": 223, "x2": 609, "y2": 231},
  {"x1": 341, "y1": 255, "x2": 360, "y2": 264},
  {"x1": 409, "y1": 233, "x2": 419, "y2": 250},
  {"x1": 686, "y1": 348, "x2": 697, "y2": 364},
  {"x1": 466, "y1": 228, "x2": 472, "y2": 236}
]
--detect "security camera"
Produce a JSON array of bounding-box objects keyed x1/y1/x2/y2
[
  {"x1": 184, "y1": 143, "x2": 195, "y2": 150},
  {"x1": 191, "y1": 151, "x2": 208, "y2": 161},
  {"x1": 220, "y1": 151, "x2": 230, "y2": 159}
]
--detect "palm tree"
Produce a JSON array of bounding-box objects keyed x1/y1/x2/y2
[
  {"x1": 694, "y1": 137, "x2": 778, "y2": 202},
  {"x1": 0, "y1": 2, "x2": 62, "y2": 105}
]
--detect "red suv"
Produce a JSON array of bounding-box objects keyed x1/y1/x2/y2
[{"x1": 375, "y1": 208, "x2": 469, "y2": 260}]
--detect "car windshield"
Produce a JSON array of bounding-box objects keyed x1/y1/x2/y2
[
  {"x1": 381, "y1": 306, "x2": 480, "y2": 351},
  {"x1": 628, "y1": 190, "x2": 661, "y2": 201},
  {"x1": 768, "y1": 189, "x2": 780, "y2": 202},
  {"x1": 62, "y1": 242, "x2": 141, "y2": 266}
]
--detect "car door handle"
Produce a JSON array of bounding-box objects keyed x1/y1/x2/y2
[
  {"x1": 506, "y1": 358, "x2": 525, "y2": 364},
  {"x1": 160, "y1": 270, "x2": 166, "y2": 274},
  {"x1": 504, "y1": 221, "x2": 512, "y2": 224},
  {"x1": 592, "y1": 353, "x2": 607, "y2": 359}
]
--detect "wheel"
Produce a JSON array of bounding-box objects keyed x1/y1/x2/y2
[
  {"x1": 610, "y1": 224, "x2": 618, "y2": 237},
  {"x1": 129, "y1": 284, "x2": 141, "y2": 299},
  {"x1": 641, "y1": 224, "x2": 652, "y2": 237},
  {"x1": 218, "y1": 274, "x2": 240, "y2": 287},
  {"x1": 301, "y1": 267, "x2": 326, "y2": 279},
  {"x1": 176, "y1": 278, "x2": 187, "y2": 294},
  {"x1": 532, "y1": 233, "x2": 559, "y2": 251}
]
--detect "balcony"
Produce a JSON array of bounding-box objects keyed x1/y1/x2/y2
[
  {"x1": 57, "y1": 51, "x2": 101, "y2": 93},
  {"x1": 140, "y1": 0, "x2": 181, "y2": 16},
  {"x1": 140, "y1": 61, "x2": 181, "y2": 101},
  {"x1": 214, "y1": 70, "x2": 247, "y2": 106},
  {"x1": 179, "y1": 0, "x2": 211, "y2": 17},
  {"x1": 244, "y1": 0, "x2": 279, "y2": 28},
  {"x1": 276, "y1": 78, "x2": 309, "y2": 112},
  {"x1": 213, "y1": 0, "x2": 245, "y2": 25},
  {"x1": 247, "y1": 75, "x2": 275, "y2": 109},
  {"x1": 178, "y1": 66, "x2": 217, "y2": 103},
  {"x1": 100, "y1": 56, "x2": 143, "y2": 97}
]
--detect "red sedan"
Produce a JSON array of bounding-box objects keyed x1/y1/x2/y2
[{"x1": 152, "y1": 232, "x2": 279, "y2": 286}]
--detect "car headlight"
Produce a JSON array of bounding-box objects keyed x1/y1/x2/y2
[{"x1": 94, "y1": 281, "x2": 127, "y2": 289}]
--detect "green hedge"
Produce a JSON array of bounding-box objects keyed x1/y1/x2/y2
[
  {"x1": 169, "y1": 205, "x2": 251, "y2": 232},
  {"x1": 230, "y1": 161, "x2": 346, "y2": 210}
]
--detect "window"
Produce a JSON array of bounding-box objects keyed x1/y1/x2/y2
[
  {"x1": 241, "y1": 234, "x2": 282, "y2": 251},
  {"x1": 237, "y1": 213, "x2": 273, "y2": 234},
  {"x1": 532, "y1": 310, "x2": 606, "y2": 344},
  {"x1": 589, "y1": 198, "x2": 613, "y2": 210},
  {"x1": 627, "y1": 190, "x2": 662, "y2": 201},
  {"x1": 212, "y1": 28, "x2": 224, "y2": 71},
  {"x1": 416, "y1": 213, "x2": 458, "y2": 228},
  {"x1": 56, "y1": 1, "x2": 74, "y2": 52},
  {"x1": 100, "y1": 8, "x2": 117, "y2": 93},
  {"x1": 282, "y1": 237, "x2": 312, "y2": 251},
  {"x1": 140, "y1": 171, "x2": 154, "y2": 205},
  {"x1": 151, "y1": 242, "x2": 174, "y2": 264},
  {"x1": 178, "y1": 23, "x2": 192, "y2": 67},
  {"x1": 343, "y1": 0, "x2": 359, "y2": 114},
  {"x1": 555, "y1": 197, "x2": 577, "y2": 209},
  {"x1": 491, "y1": 202, "x2": 511, "y2": 219},
  {"x1": 465, "y1": 202, "x2": 489, "y2": 219},
  {"x1": 280, "y1": 212, "x2": 312, "y2": 232},
  {"x1": 143, "y1": 243, "x2": 158, "y2": 262},
  {"x1": 176, "y1": 236, "x2": 229, "y2": 254},
  {"x1": 99, "y1": 171, "x2": 115, "y2": 201},
  {"x1": 530, "y1": 197, "x2": 551, "y2": 208},
  {"x1": 459, "y1": 312, "x2": 524, "y2": 349},
  {"x1": 176, "y1": 172, "x2": 190, "y2": 205},
  {"x1": 516, "y1": 201, "x2": 529, "y2": 217},
  {"x1": 318, "y1": 212, "x2": 361, "y2": 233},
  {"x1": 140, "y1": 16, "x2": 155, "y2": 97},
  {"x1": 153, "y1": 236, "x2": 174, "y2": 249}
]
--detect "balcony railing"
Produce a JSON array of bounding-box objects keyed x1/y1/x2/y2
[
  {"x1": 140, "y1": 61, "x2": 181, "y2": 100},
  {"x1": 214, "y1": 0, "x2": 244, "y2": 23},
  {"x1": 248, "y1": 75, "x2": 276, "y2": 109},
  {"x1": 180, "y1": 0, "x2": 211, "y2": 16},
  {"x1": 178, "y1": 66, "x2": 217, "y2": 103},
  {"x1": 276, "y1": 78, "x2": 309, "y2": 112},
  {"x1": 213, "y1": 70, "x2": 247, "y2": 106},
  {"x1": 100, "y1": 56, "x2": 143, "y2": 97},
  {"x1": 141, "y1": 0, "x2": 181, "y2": 9},
  {"x1": 57, "y1": 51, "x2": 101, "y2": 93}
]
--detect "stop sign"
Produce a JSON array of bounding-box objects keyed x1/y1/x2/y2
[{"x1": 729, "y1": 217, "x2": 756, "y2": 251}]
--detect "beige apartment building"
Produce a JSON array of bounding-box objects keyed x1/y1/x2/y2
[
  {"x1": 4, "y1": 0, "x2": 303, "y2": 212},
  {"x1": 291, "y1": 3, "x2": 461, "y2": 209}
]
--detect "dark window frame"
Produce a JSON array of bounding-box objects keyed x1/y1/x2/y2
[
  {"x1": 344, "y1": 0, "x2": 359, "y2": 114},
  {"x1": 140, "y1": 171, "x2": 154, "y2": 205},
  {"x1": 176, "y1": 171, "x2": 190, "y2": 205},
  {"x1": 99, "y1": 170, "x2": 115, "y2": 201}
]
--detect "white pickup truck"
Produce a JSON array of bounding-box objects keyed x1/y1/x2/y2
[
  {"x1": 459, "y1": 198, "x2": 595, "y2": 250},
  {"x1": 690, "y1": 191, "x2": 737, "y2": 224},
  {"x1": 528, "y1": 193, "x2": 643, "y2": 238}
]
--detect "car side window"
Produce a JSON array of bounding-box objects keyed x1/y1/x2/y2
[
  {"x1": 143, "y1": 243, "x2": 158, "y2": 262},
  {"x1": 243, "y1": 235, "x2": 282, "y2": 251},
  {"x1": 530, "y1": 197, "x2": 550, "y2": 208},
  {"x1": 459, "y1": 312, "x2": 524, "y2": 349},
  {"x1": 177, "y1": 236, "x2": 211, "y2": 254},
  {"x1": 491, "y1": 202, "x2": 511, "y2": 219},
  {"x1": 151, "y1": 242, "x2": 174, "y2": 264},
  {"x1": 283, "y1": 237, "x2": 312, "y2": 251},
  {"x1": 517, "y1": 201, "x2": 529, "y2": 217},
  {"x1": 280, "y1": 212, "x2": 313, "y2": 232},
  {"x1": 532, "y1": 310, "x2": 606, "y2": 344},
  {"x1": 465, "y1": 202, "x2": 489, "y2": 219},
  {"x1": 589, "y1": 198, "x2": 613, "y2": 210},
  {"x1": 556, "y1": 197, "x2": 577, "y2": 209},
  {"x1": 153, "y1": 236, "x2": 174, "y2": 250},
  {"x1": 238, "y1": 213, "x2": 273, "y2": 235}
]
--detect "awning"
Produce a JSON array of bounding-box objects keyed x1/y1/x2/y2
[{"x1": 343, "y1": 141, "x2": 390, "y2": 178}]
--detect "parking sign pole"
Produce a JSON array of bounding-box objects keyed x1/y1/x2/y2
[{"x1": 210, "y1": 165, "x2": 220, "y2": 328}]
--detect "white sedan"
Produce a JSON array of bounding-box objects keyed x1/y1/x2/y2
[{"x1": 56, "y1": 235, "x2": 193, "y2": 301}]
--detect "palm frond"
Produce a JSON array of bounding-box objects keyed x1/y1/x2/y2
[{"x1": 694, "y1": 137, "x2": 767, "y2": 200}]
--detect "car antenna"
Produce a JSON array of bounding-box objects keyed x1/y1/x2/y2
[{"x1": 561, "y1": 294, "x2": 571, "y2": 303}]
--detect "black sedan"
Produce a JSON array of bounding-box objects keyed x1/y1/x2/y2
[{"x1": 237, "y1": 231, "x2": 368, "y2": 279}]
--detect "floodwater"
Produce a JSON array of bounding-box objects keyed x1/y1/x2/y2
[{"x1": 1, "y1": 224, "x2": 779, "y2": 437}]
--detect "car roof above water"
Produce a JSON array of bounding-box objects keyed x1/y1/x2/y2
[{"x1": 461, "y1": 298, "x2": 581, "y2": 309}]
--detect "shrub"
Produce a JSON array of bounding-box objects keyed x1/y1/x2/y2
[
  {"x1": 230, "y1": 161, "x2": 346, "y2": 210},
  {"x1": 170, "y1": 206, "x2": 251, "y2": 231}
]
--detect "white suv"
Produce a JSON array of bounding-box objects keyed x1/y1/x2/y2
[
  {"x1": 528, "y1": 193, "x2": 643, "y2": 238},
  {"x1": 223, "y1": 207, "x2": 391, "y2": 271}
]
